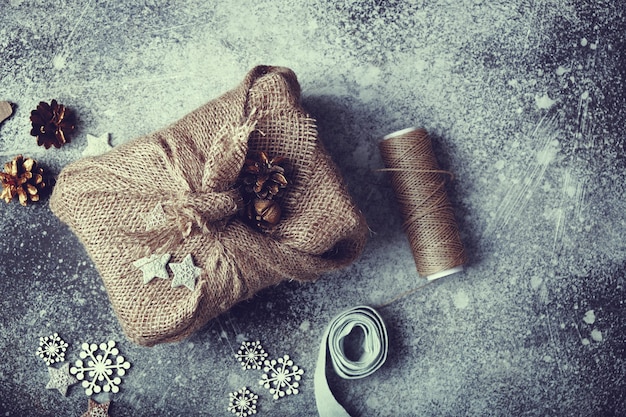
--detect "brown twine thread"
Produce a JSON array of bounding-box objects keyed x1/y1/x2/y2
[
  {"x1": 378, "y1": 127, "x2": 467, "y2": 279},
  {"x1": 375, "y1": 280, "x2": 437, "y2": 309}
]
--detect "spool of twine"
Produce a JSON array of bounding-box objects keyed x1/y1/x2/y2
[{"x1": 378, "y1": 127, "x2": 466, "y2": 280}]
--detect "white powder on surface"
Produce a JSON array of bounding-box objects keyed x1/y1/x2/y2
[
  {"x1": 452, "y1": 290, "x2": 469, "y2": 309},
  {"x1": 583, "y1": 309, "x2": 596, "y2": 324},
  {"x1": 590, "y1": 329, "x2": 603, "y2": 342},
  {"x1": 299, "y1": 320, "x2": 311, "y2": 332},
  {"x1": 1, "y1": 0, "x2": 625, "y2": 416},
  {"x1": 535, "y1": 93, "x2": 557, "y2": 109}
]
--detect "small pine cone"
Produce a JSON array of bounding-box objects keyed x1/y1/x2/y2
[
  {"x1": 0, "y1": 155, "x2": 47, "y2": 206},
  {"x1": 245, "y1": 198, "x2": 281, "y2": 229},
  {"x1": 239, "y1": 151, "x2": 288, "y2": 200},
  {"x1": 30, "y1": 99, "x2": 76, "y2": 149}
]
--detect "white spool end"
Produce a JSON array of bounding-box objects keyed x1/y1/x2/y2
[
  {"x1": 382, "y1": 127, "x2": 423, "y2": 141},
  {"x1": 425, "y1": 265, "x2": 464, "y2": 281}
]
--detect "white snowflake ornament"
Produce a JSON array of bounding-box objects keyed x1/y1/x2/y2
[
  {"x1": 235, "y1": 341, "x2": 268, "y2": 370},
  {"x1": 36, "y1": 333, "x2": 68, "y2": 366},
  {"x1": 46, "y1": 362, "x2": 78, "y2": 396},
  {"x1": 259, "y1": 354, "x2": 304, "y2": 400},
  {"x1": 227, "y1": 387, "x2": 258, "y2": 417},
  {"x1": 70, "y1": 340, "x2": 131, "y2": 396}
]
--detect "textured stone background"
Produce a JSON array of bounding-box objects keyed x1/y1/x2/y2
[{"x1": 1, "y1": 0, "x2": 625, "y2": 416}]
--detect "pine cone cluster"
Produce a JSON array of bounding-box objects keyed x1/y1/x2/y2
[
  {"x1": 30, "y1": 99, "x2": 76, "y2": 149},
  {"x1": 0, "y1": 155, "x2": 47, "y2": 206},
  {"x1": 238, "y1": 151, "x2": 289, "y2": 229},
  {"x1": 240, "y1": 151, "x2": 288, "y2": 199}
]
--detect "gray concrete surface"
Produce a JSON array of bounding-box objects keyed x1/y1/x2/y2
[{"x1": 1, "y1": 1, "x2": 625, "y2": 416}]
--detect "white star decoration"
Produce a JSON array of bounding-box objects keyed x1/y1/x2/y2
[
  {"x1": 46, "y1": 363, "x2": 78, "y2": 396},
  {"x1": 82, "y1": 133, "x2": 113, "y2": 157},
  {"x1": 132, "y1": 253, "x2": 171, "y2": 284},
  {"x1": 169, "y1": 254, "x2": 202, "y2": 291},
  {"x1": 142, "y1": 202, "x2": 168, "y2": 231}
]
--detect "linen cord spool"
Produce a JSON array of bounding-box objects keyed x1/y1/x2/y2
[{"x1": 378, "y1": 128, "x2": 466, "y2": 279}]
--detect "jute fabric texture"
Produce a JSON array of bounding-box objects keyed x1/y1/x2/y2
[{"x1": 50, "y1": 65, "x2": 368, "y2": 346}]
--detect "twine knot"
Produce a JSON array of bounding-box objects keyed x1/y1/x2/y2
[{"x1": 170, "y1": 188, "x2": 241, "y2": 237}]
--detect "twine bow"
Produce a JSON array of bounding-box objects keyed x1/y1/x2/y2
[
  {"x1": 168, "y1": 189, "x2": 242, "y2": 238},
  {"x1": 128, "y1": 113, "x2": 259, "y2": 253}
]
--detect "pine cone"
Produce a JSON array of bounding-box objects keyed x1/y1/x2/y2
[
  {"x1": 0, "y1": 155, "x2": 47, "y2": 206},
  {"x1": 30, "y1": 100, "x2": 76, "y2": 149},
  {"x1": 239, "y1": 151, "x2": 288, "y2": 201},
  {"x1": 246, "y1": 198, "x2": 281, "y2": 229}
]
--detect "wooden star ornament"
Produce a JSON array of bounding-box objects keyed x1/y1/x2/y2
[
  {"x1": 45, "y1": 362, "x2": 78, "y2": 396},
  {"x1": 81, "y1": 398, "x2": 111, "y2": 417},
  {"x1": 0, "y1": 101, "x2": 13, "y2": 124},
  {"x1": 132, "y1": 253, "x2": 171, "y2": 284},
  {"x1": 142, "y1": 202, "x2": 168, "y2": 231},
  {"x1": 82, "y1": 133, "x2": 113, "y2": 157},
  {"x1": 169, "y1": 254, "x2": 202, "y2": 291}
]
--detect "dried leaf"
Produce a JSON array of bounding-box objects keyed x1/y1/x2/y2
[{"x1": 0, "y1": 101, "x2": 12, "y2": 124}]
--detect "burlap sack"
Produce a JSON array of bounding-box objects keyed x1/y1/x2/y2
[{"x1": 50, "y1": 66, "x2": 368, "y2": 346}]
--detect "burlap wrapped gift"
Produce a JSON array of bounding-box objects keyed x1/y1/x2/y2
[{"x1": 50, "y1": 65, "x2": 368, "y2": 346}]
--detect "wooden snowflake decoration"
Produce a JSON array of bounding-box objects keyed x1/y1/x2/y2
[
  {"x1": 259, "y1": 354, "x2": 304, "y2": 400},
  {"x1": 235, "y1": 341, "x2": 268, "y2": 370},
  {"x1": 70, "y1": 340, "x2": 131, "y2": 396},
  {"x1": 36, "y1": 333, "x2": 68, "y2": 366},
  {"x1": 227, "y1": 387, "x2": 258, "y2": 417}
]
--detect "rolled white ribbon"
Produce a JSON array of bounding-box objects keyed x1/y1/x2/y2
[{"x1": 314, "y1": 305, "x2": 389, "y2": 417}]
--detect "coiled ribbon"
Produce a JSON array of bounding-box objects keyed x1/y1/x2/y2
[{"x1": 314, "y1": 305, "x2": 388, "y2": 417}]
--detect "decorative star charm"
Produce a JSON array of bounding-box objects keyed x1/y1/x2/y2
[
  {"x1": 142, "y1": 202, "x2": 168, "y2": 231},
  {"x1": 81, "y1": 398, "x2": 111, "y2": 417},
  {"x1": 169, "y1": 254, "x2": 202, "y2": 291},
  {"x1": 46, "y1": 363, "x2": 78, "y2": 396},
  {"x1": 132, "y1": 253, "x2": 171, "y2": 284},
  {"x1": 82, "y1": 133, "x2": 113, "y2": 157}
]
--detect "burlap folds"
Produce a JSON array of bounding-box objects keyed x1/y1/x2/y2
[{"x1": 50, "y1": 66, "x2": 368, "y2": 346}]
